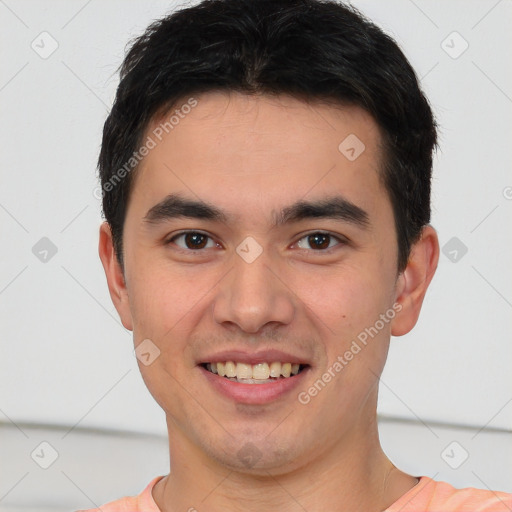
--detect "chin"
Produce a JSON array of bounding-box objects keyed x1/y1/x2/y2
[{"x1": 202, "y1": 433, "x2": 307, "y2": 475}]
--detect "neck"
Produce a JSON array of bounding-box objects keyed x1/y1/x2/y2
[{"x1": 153, "y1": 401, "x2": 417, "y2": 512}]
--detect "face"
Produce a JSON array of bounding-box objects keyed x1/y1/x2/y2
[{"x1": 100, "y1": 92, "x2": 433, "y2": 474}]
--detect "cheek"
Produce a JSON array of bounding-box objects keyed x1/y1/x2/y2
[
  {"x1": 295, "y1": 264, "x2": 385, "y2": 336},
  {"x1": 127, "y1": 262, "x2": 199, "y2": 346},
  {"x1": 128, "y1": 268, "x2": 206, "y2": 413},
  {"x1": 296, "y1": 262, "x2": 394, "y2": 389}
]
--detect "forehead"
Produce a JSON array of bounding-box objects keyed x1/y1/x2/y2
[{"x1": 130, "y1": 92, "x2": 388, "y2": 224}]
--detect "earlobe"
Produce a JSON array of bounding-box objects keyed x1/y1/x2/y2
[
  {"x1": 98, "y1": 222, "x2": 134, "y2": 331},
  {"x1": 391, "y1": 225, "x2": 439, "y2": 336}
]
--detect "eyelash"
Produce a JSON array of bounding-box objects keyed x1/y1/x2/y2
[{"x1": 165, "y1": 230, "x2": 347, "y2": 254}]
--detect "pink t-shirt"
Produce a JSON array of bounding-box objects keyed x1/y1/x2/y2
[{"x1": 78, "y1": 475, "x2": 512, "y2": 512}]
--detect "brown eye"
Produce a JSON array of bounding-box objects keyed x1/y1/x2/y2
[
  {"x1": 296, "y1": 232, "x2": 343, "y2": 251},
  {"x1": 184, "y1": 233, "x2": 208, "y2": 249},
  {"x1": 308, "y1": 233, "x2": 330, "y2": 250},
  {"x1": 169, "y1": 231, "x2": 215, "y2": 250}
]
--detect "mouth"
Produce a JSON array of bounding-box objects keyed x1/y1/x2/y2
[
  {"x1": 199, "y1": 356, "x2": 311, "y2": 404},
  {"x1": 201, "y1": 361, "x2": 308, "y2": 384}
]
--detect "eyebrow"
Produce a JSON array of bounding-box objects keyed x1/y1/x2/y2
[
  {"x1": 276, "y1": 197, "x2": 369, "y2": 228},
  {"x1": 143, "y1": 193, "x2": 228, "y2": 224},
  {"x1": 143, "y1": 193, "x2": 370, "y2": 229}
]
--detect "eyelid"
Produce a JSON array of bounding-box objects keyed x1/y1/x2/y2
[
  {"x1": 165, "y1": 229, "x2": 348, "y2": 253},
  {"x1": 165, "y1": 229, "x2": 210, "y2": 241},
  {"x1": 165, "y1": 230, "x2": 220, "y2": 249},
  {"x1": 293, "y1": 231, "x2": 348, "y2": 252}
]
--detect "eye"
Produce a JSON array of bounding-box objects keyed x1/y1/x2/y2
[
  {"x1": 167, "y1": 231, "x2": 217, "y2": 250},
  {"x1": 295, "y1": 232, "x2": 345, "y2": 251}
]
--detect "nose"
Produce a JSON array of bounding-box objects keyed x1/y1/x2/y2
[{"x1": 212, "y1": 243, "x2": 295, "y2": 334}]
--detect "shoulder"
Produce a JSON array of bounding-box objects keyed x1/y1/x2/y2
[
  {"x1": 432, "y1": 479, "x2": 512, "y2": 511},
  {"x1": 75, "y1": 496, "x2": 138, "y2": 512},
  {"x1": 386, "y1": 476, "x2": 512, "y2": 512},
  {"x1": 74, "y1": 475, "x2": 165, "y2": 512}
]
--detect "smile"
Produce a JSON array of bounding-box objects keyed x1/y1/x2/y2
[
  {"x1": 200, "y1": 360, "x2": 310, "y2": 404},
  {"x1": 203, "y1": 361, "x2": 306, "y2": 383}
]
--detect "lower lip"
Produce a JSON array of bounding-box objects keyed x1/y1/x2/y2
[{"x1": 199, "y1": 365, "x2": 310, "y2": 405}]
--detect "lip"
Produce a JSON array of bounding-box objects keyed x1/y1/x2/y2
[
  {"x1": 200, "y1": 364, "x2": 311, "y2": 405},
  {"x1": 198, "y1": 348, "x2": 309, "y2": 366}
]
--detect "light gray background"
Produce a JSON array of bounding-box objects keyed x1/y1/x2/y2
[{"x1": 1, "y1": 0, "x2": 511, "y2": 508}]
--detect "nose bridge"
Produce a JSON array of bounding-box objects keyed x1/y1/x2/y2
[{"x1": 213, "y1": 241, "x2": 295, "y2": 333}]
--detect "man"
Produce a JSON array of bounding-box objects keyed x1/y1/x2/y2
[{"x1": 83, "y1": 0, "x2": 512, "y2": 510}]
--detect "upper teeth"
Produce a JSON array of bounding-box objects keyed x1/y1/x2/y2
[{"x1": 206, "y1": 362, "x2": 301, "y2": 379}]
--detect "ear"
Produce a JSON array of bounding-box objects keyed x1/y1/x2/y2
[
  {"x1": 98, "y1": 221, "x2": 133, "y2": 331},
  {"x1": 391, "y1": 225, "x2": 439, "y2": 336}
]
